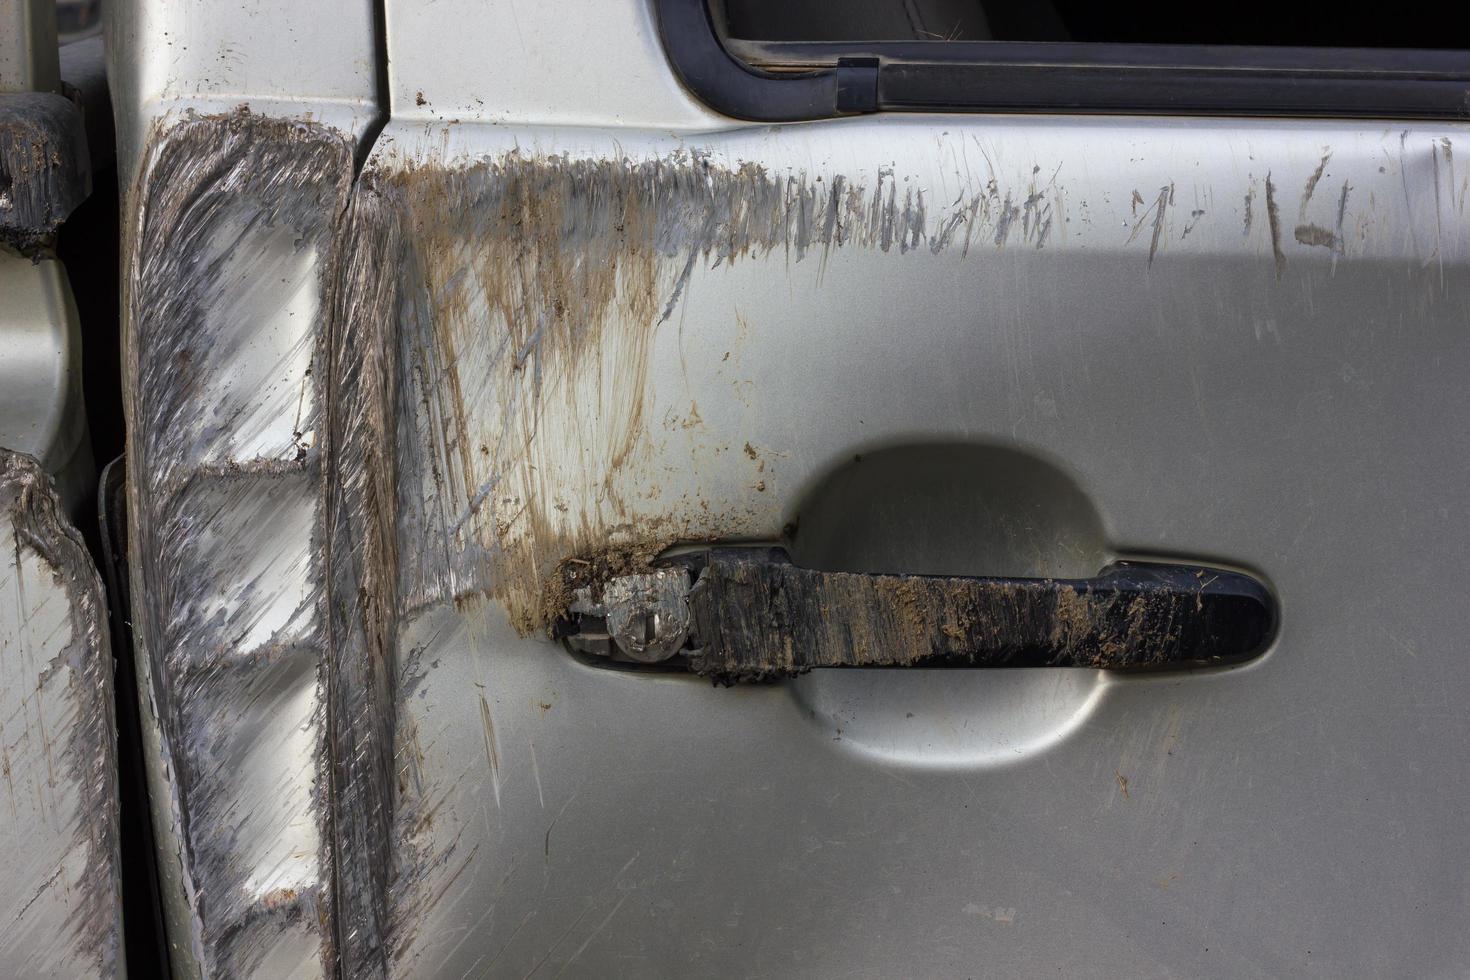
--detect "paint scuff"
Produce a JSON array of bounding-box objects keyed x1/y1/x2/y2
[{"x1": 0, "y1": 449, "x2": 122, "y2": 978}]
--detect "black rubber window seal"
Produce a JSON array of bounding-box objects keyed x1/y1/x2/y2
[{"x1": 655, "y1": 0, "x2": 1470, "y2": 121}]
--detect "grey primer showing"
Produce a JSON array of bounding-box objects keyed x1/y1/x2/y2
[{"x1": 0, "y1": 449, "x2": 123, "y2": 977}]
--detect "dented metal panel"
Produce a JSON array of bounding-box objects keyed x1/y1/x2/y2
[
  {"x1": 113, "y1": 0, "x2": 1470, "y2": 974},
  {"x1": 125, "y1": 112, "x2": 352, "y2": 979},
  {"x1": 0, "y1": 449, "x2": 122, "y2": 977},
  {"x1": 107, "y1": 0, "x2": 384, "y2": 969},
  {"x1": 124, "y1": 109, "x2": 1470, "y2": 976},
  {"x1": 351, "y1": 120, "x2": 1470, "y2": 974}
]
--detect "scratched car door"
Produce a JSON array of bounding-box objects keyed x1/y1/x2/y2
[{"x1": 114, "y1": 0, "x2": 1470, "y2": 976}]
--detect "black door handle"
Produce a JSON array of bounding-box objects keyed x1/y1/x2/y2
[{"x1": 557, "y1": 547, "x2": 1275, "y2": 682}]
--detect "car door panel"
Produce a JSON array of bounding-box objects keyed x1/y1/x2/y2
[
  {"x1": 352, "y1": 118, "x2": 1470, "y2": 979},
  {"x1": 111, "y1": 0, "x2": 1470, "y2": 976}
]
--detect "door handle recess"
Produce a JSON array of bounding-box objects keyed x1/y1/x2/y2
[{"x1": 556, "y1": 547, "x2": 1275, "y2": 681}]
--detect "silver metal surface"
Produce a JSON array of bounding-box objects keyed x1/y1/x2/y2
[
  {"x1": 359, "y1": 115, "x2": 1470, "y2": 976},
  {"x1": 105, "y1": 0, "x2": 379, "y2": 184},
  {"x1": 107, "y1": 1, "x2": 381, "y2": 975},
  {"x1": 383, "y1": 0, "x2": 719, "y2": 129},
  {"x1": 570, "y1": 568, "x2": 694, "y2": 663},
  {"x1": 0, "y1": 449, "x2": 123, "y2": 977},
  {"x1": 124, "y1": 114, "x2": 355, "y2": 979},
  {"x1": 113, "y1": 0, "x2": 1470, "y2": 976},
  {"x1": 0, "y1": 249, "x2": 92, "y2": 513},
  {"x1": 0, "y1": 0, "x2": 60, "y2": 93}
]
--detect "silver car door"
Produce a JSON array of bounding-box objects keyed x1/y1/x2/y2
[{"x1": 114, "y1": 0, "x2": 1470, "y2": 976}]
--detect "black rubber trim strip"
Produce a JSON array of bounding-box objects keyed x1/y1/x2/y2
[
  {"x1": 657, "y1": 0, "x2": 1470, "y2": 120},
  {"x1": 728, "y1": 38, "x2": 1470, "y2": 75},
  {"x1": 878, "y1": 64, "x2": 1470, "y2": 117},
  {"x1": 355, "y1": 0, "x2": 392, "y2": 174},
  {"x1": 654, "y1": 0, "x2": 838, "y2": 120}
]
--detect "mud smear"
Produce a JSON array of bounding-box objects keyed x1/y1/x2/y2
[
  {"x1": 362, "y1": 150, "x2": 1063, "y2": 640},
  {"x1": 1294, "y1": 224, "x2": 1337, "y2": 249}
]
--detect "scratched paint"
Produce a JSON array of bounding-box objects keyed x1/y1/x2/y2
[
  {"x1": 0, "y1": 93, "x2": 91, "y2": 251},
  {"x1": 122, "y1": 110, "x2": 1469, "y2": 977},
  {"x1": 126, "y1": 111, "x2": 351, "y2": 978},
  {"x1": 0, "y1": 450, "x2": 122, "y2": 977}
]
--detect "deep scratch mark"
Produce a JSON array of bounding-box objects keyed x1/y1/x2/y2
[
  {"x1": 479, "y1": 693, "x2": 502, "y2": 809},
  {"x1": 1265, "y1": 174, "x2": 1285, "y2": 280},
  {"x1": 551, "y1": 896, "x2": 629, "y2": 978},
  {"x1": 520, "y1": 904, "x2": 593, "y2": 979},
  {"x1": 1180, "y1": 208, "x2": 1205, "y2": 240},
  {"x1": 1132, "y1": 183, "x2": 1174, "y2": 266},
  {"x1": 0, "y1": 451, "x2": 120, "y2": 976},
  {"x1": 543, "y1": 792, "x2": 578, "y2": 863},
  {"x1": 1300, "y1": 149, "x2": 1331, "y2": 218},
  {"x1": 993, "y1": 192, "x2": 1019, "y2": 246},
  {"x1": 529, "y1": 738, "x2": 545, "y2": 810},
  {"x1": 1433, "y1": 137, "x2": 1446, "y2": 291},
  {"x1": 1333, "y1": 180, "x2": 1351, "y2": 268}
]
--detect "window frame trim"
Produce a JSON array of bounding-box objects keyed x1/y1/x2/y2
[{"x1": 656, "y1": 0, "x2": 1470, "y2": 121}]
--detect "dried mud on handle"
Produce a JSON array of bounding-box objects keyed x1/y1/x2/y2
[{"x1": 562, "y1": 549, "x2": 1276, "y2": 682}]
